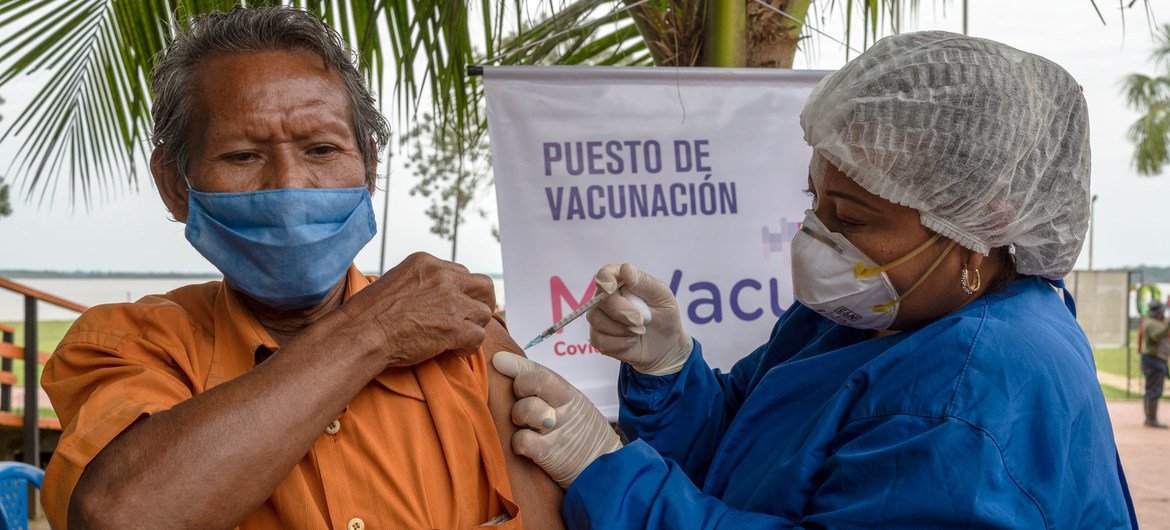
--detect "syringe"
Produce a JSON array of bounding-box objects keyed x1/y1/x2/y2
[{"x1": 523, "y1": 282, "x2": 652, "y2": 350}]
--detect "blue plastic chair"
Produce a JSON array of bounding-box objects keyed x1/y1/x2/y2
[{"x1": 0, "y1": 463, "x2": 43, "y2": 530}]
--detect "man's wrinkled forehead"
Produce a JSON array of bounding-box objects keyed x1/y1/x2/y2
[
  {"x1": 190, "y1": 49, "x2": 339, "y2": 102},
  {"x1": 185, "y1": 49, "x2": 354, "y2": 144}
]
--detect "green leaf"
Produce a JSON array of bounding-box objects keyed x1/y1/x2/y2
[{"x1": 0, "y1": 0, "x2": 1154, "y2": 204}]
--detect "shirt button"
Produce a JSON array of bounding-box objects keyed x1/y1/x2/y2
[
  {"x1": 347, "y1": 517, "x2": 365, "y2": 530},
  {"x1": 325, "y1": 419, "x2": 341, "y2": 435}
]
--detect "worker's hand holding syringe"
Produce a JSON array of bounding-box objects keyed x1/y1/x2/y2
[{"x1": 587, "y1": 263, "x2": 693, "y2": 376}]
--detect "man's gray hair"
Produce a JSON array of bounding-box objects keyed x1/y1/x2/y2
[{"x1": 150, "y1": 6, "x2": 390, "y2": 184}]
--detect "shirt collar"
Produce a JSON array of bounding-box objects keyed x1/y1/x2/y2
[{"x1": 206, "y1": 265, "x2": 424, "y2": 400}]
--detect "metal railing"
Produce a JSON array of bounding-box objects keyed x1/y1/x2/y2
[{"x1": 0, "y1": 278, "x2": 88, "y2": 471}]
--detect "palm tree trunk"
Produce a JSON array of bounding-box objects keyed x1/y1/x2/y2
[
  {"x1": 701, "y1": 1, "x2": 747, "y2": 67},
  {"x1": 378, "y1": 165, "x2": 392, "y2": 272},
  {"x1": 746, "y1": 0, "x2": 812, "y2": 68},
  {"x1": 627, "y1": 1, "x2": 813, "y2": 69},
  {"x1": 451, "y1": 183, "x2": 463, "y2": 262}
]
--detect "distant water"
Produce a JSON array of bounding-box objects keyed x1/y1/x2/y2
[{"x1": 0, "y1": 276, "x2": 507, "y2": 321}]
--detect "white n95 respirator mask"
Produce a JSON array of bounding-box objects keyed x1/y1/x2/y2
[{"x1": 790, "y1": 210, "x2": 954, "y2": 330}]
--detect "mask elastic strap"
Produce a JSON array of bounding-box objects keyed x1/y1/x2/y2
[
  {"x1": 854, "y1": 233, "x2": 943, "y2": 279},
  {"x1": 873, "y1": 240, "x2": 957, "y2": 313}
]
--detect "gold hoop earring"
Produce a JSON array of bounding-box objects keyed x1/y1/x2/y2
[{"x1": 961, "y1": 268, "x2": 981, "y2": 295}]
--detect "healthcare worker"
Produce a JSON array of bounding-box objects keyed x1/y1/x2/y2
[{"x1": 493, "y1": 31, "x2": 1138, "y2": 528}]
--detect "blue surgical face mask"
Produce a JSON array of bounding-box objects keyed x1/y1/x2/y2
[{"x1": 185, "y1": 186, "x2": 376, "y2": 311}]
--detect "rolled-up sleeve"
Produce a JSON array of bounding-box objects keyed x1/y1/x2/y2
[{"x1": 42, "y1": 305, "x2": 198, "y2": 529}]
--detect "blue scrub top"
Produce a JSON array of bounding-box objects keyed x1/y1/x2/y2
[{"x1": 565, "y1": 277, "x2": 1137, "y2": 529}]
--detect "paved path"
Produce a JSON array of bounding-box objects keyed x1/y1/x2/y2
[{"x1": 1110, "y1": 400, "x2": 1170, "y2": 529}]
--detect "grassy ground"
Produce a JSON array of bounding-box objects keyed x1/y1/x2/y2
[
  {"x1": 1094, "y1": 339, "x2": 1135, "y2": 378},
  {"x1": 1, "y1": 320, "x2": 74, "y2": 387},
  {"x1": 12, "y1": 408, "x2": 59, "y2": 418},
  {"x1": 0, "y1": 320, "x2": 72, "y2": 419},
  {"x1": 1, "y1": 320, "x2": 74, "y2": 355},
  {"x1": 1101, "y1": 384, "x2": 1135, "y2": 400},
  {"x1": 1092, "y1": 330, "x2": 1161, "y2": 400}
]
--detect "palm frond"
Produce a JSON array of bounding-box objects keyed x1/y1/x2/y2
[
  {"x1": 0, "y1": 0, "x2": 159, "y2": 206},
  {"x1": 1127, "y1": 101, "x2": 1170, "y2": 175},
  {"x1": 489, "y1": 0, "x2": 649, "y2": 66},
  {"x1": 1150, "y1": 22, "x2": 1170, "y2": 67},
  {"x1": 1119, "y1": 73, "x2": 1170, "y2": 109},
  {"x1": 1121, "y1": 3, "x2": 1170, "y2": 175},
  {"x1": 1, "y1": 0, "x2": 1157, "y2": 204},
  {"x1": 0, "y1": 0, "x2": 634, "y2": 207}
]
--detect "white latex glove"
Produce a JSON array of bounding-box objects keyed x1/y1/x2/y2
[
  {"x1": 587, "y1": 263, "x2": 692, "y2": 376},
  {"x1": 492, "y1": 351, "x2": 622, "y2": 488}
]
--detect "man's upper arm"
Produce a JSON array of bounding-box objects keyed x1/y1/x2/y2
[
  {"x1": 42, "y1": 307, "x2": 194, "y2": 529},
  {"x1": 482, "y1": 318, "x2": 566, "y2": 530}
]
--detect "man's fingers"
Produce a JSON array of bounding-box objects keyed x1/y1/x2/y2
[
  {"x1": 512, "y1": 396, "x2": 558, "y2": 431},
  {"x1": 401, "y1": 251, "x2": 438, "y2": 269},
  {"x1": 450, "y1": 321, "x2": 487, "y2": 353},
  {"x1": 463, "y1": 298, "x2": 494, "y2": 328},
  {"x1": 462, "y1": 272, "x2": 497, "y2": 310},
  {"x1": 435, "y1": 254, "x2": 471, "y2": 274}
]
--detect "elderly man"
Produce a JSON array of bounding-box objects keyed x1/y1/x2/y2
[{"x1": 41, "y1": 7, "x2": 560, "y2": 529}]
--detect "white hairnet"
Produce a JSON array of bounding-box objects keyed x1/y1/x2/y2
[{"x1": 800, "y1": 31, "x2": 1090, "y2": 279}]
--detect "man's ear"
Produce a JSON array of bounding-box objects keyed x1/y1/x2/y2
[{"x1": 151, "y1": 148, "x2": 190, "y2": 223}]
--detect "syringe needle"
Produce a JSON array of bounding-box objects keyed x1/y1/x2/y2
[
  {"x1": 522, "y1": 334, "x2": 546, "y2": 351},
  {"x1": 522, "y1": 281, "x2": 652, "y2": 351},
  {"x1": 522, "y1": 285, "x2": 620, "y2": 351}
]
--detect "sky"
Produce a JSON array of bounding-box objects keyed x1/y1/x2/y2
[{"x1": 0, "y1": 0, "x2": 1167, "y2": 276}]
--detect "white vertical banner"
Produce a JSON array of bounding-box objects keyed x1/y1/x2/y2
[{"x1": 484, "y1": 66, "x2": 827, "y2": 418}]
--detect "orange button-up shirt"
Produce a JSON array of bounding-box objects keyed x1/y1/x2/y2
[{"x1": 42, "y1": 266, "x2": 520, "y2": 529}]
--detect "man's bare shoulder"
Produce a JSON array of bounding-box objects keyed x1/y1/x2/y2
[{"x1": 482, "y1": 318, "x2": 567, "y2": 530}]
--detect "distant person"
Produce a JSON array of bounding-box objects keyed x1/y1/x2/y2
[
  {"x1": 1141, "y1": 299, "x2": 1169, "y2": 428},
  {"x1": 39, "y1": 7, "x2": 561, "y2": 529},
  {"x1": 493, "y1": 31, "x2": 1137, "y2": 528}
]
